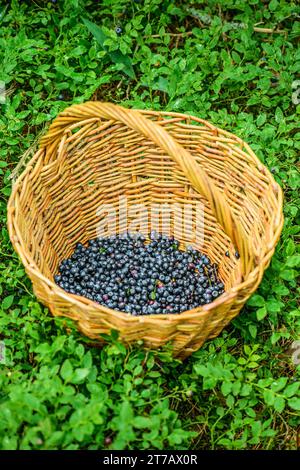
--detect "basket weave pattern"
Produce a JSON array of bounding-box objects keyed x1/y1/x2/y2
[{"x1": 7, "y1": 102, "x2": 283, "y2": 358}]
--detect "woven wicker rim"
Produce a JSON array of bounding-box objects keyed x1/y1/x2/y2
[{"x1": 7, "y1": 103, "x2": 284, "y2": 323}]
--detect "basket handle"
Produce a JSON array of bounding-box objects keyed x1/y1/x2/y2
[{"x1": 40, "y1": 101, "x2": 252, "y2": 276}]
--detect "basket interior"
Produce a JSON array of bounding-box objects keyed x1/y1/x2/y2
[{"x1": 15, "y1": 114, "x2": 275, "y2": 296}]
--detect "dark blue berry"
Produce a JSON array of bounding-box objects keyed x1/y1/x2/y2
[{"x1": 54, "y1": 232, "x2": 225, "y2": 315}]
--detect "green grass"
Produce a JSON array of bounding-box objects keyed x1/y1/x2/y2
[{"x1": 0, "y1": 0, "x2": 299, "y2": 450}]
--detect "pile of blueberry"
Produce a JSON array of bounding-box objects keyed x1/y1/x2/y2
[{"x1": 54, "y1": 232, "x2": 225, "y2": 315}]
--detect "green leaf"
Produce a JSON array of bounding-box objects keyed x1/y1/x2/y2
[
  {"x1": 269, "y1": 0, "x2": 279, "y2": 11},
  {"x1": 115, "y1": 341, "x2": 127, "y2": 354},
  {"x1": 231, "y1": 380, "x2": 241, "y2": 396},
  {"x1": 271, "y1": 377, "x2": 288, "y2": 392},
  {"x1": 120, "y1": 400, "x2": 134, "y2": 424},
  {"x1": 60, "y1": 359, "x2": 73, "y2": 382},
  {"x1": 285, "y1": 239, "x2": 295, "y2": 256},
  {"x1": 2, "y1": 295, "x2": 14, "y2": 310},
  {"x1": 249, "y1": 324, "x2": 257, "y2": 338},
  {"x1": 226, "y1": 395, "x2": 234, "y2": 408},
  {"x1": 72, "y1": 368, "x2": 90, "y2": 384},
  {"x1": 275, "y1": 107, "x2": 284, "y2": 123},
  {"x1": 266, "y1": 298, "x2": 283, "y2": 313},
  {"x1": 148, "y1": 371, "x2": 161, "y2": 378},
  {"x1": 289, "y1": 170, "x2": 300, "y2": 190},
  {"x1": 247, "y1": 294, "x2": 265, "y2": 308},
  {"x1": 271, "y1": 332, "x2": 284, "y2": 345},
  {"x1": 251, "y1": 420, "x2": 261, "y2": 438},
  {"x1": 284, "y1": 382, "x2": 299, "y2": 398},
  {"x1": 273, "y1": 284, "x2": 289, "y2": 296},
  {"x1": 82, "y1": 19, "x2": 136, "y2": 79},
  {"x1": 288, "y1": 397, "x2": 300, "y2": 411},
  {"x1": 286, "y1": 255, "x2": 300, "y2": 268},
  {"x1": 83, "y1": 351, "x2": 92, "y2": 369},
  {"x1": 221, "y1": 381, "x2": 232, "y2": 396},
  {"x1": 153, "y1": 77, "x2": 170, "y2": 95},
  {"x1": 133, "y1": 416, "x2": 152, "y2": 428},
  {"x1": 257, "y1": 306, "x2": 267, "y2": 321},
  {"x1": 194, "y1": 364, "x2": 208, "y2": 377},
  {"x1": 263, "y1": 389, "x2": 275, "y2": 406},
  {"x1": 256, "y1": 113, "x2": 266, "y2": 126},
  {"x1": 246, "y1": 407, "x2": 256, "y2": 418},
  {"x1": 280, "y1": 269, "x2": 296, "y2": 281},
  {"x1": 241, "y1": 384, "x2": 252, "y2": 397},
  {"x1": 237, "y1": 357, "x2": 247, "y2": 365},
  {"x1": 107, "y1": 344, "x2": 123, "y2": 356}
]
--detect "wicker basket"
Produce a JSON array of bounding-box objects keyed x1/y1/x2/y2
[{"x1": 7, "y1": 102, "x2": 283, "y2": 359}]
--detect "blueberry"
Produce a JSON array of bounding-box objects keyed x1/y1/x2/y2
[
  {"x1": 201, "y1": 255, "x2": 210, "y2": 265},
  {"x1": 54, "y1": 232, "x2": 224, "y2": 316},
  {"x1": 204, "y1": 294, "x2": 212, "y2": 304},
  {"x1": 115, "y1": 26, "x2": 122, "y2": 35}
]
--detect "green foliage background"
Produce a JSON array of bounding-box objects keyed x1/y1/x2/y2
[{"x1": 0, "y1": 0, "x2": 299, "y2": 450}]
